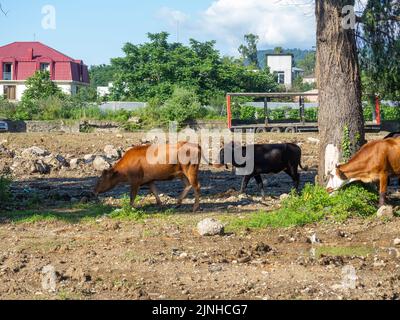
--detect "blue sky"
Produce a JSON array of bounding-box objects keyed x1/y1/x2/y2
[{"x1": 0, "y1": 0, "x2": 316, "y2": 66}]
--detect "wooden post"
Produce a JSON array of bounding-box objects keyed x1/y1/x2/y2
[
  {"x1": 264, "y1": 98, "x2": 269, "y2": 126},
  {"x1": 226, "y1": 95, "x2": 232, "y2": 129},
  {"x1": 375, "y1": 95, "x2": 381, "y2": 125}
]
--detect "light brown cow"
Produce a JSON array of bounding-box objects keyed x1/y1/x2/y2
[
  {"x1": 327, "y1": 138, "x2": 400, "y2": 206},
  {"x1": 94, "y1": 142, "x2": 202, "y2": 212}
]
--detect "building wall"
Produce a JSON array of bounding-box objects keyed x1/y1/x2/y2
[
  {"x1": 0, "y1": 82, "x2": 87, "y2": 101},
  {"x1": 266, "y1": 55, "x2": 293, "y2": 88}
]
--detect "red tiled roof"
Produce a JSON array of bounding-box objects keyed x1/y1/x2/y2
[{"x1": 0, "y1": 42, "x2": 80, "y2": 62}]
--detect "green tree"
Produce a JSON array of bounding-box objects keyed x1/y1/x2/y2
[
  {"x1": 359, "y1": 0, "x2": 400, "y2": 100},
  {"x1": 89, "y1": 64, "x2": 116, "y2": 87},
  {"x1": 238, "y1": 34, "x2": 260, "y2": 68},
  {"x1": 110, "y1": 32, "x2": 277, "y2": 104},
  {"x1": 297, "y1": 52, "x2": 316, "y2": 76},
  {"x1": 22, "y1": 71, "x2": 62, "y2": 101},
  {"x1": 273, "y1": 47, "x2": 284, "y2": 54},
  {"x1": 16, "y1": 71, "x2": 64, "y2": 120}
]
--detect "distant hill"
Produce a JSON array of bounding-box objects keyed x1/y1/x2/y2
[{"x1": 257, "y1": 48, "x2": 315, "y2": 69}]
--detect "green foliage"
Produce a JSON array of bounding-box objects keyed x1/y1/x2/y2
[
  {"x1": 291, "y1": 76, "x2": 315, "y2": 92},
  {"x1": 110, "y1": 33, "x2": 277, "y2": 104},
  {"x1": 159, "y1": 87, "x2": 207, "y2": 127},
  {"x1": 360, "y1": 1, "x2": 400, "y2": 100},
  {"x1": 297, "y1": 52, "x2": 316, "y2": 76},
  {"x1": 239, "y1": 34, "x2": 260, "y2": 68},
  {"x1": 227, "y1": 184, "x2": 378, "y2": 230},
  {"x1": 342, "y1": 126, "x2": 352, "y2": 162},
  {"x1": 108, "y1": 196, "x2": 146, "y2": 221},
  {"x1": 89, "y1": 64, "x2": 116, "y2": 87}
]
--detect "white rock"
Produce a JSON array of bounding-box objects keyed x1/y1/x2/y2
[
  {"x1": 280, "y1": 193, "x2": 290, "y2": 201},
  {"x1": 377, "y1": 206, "x2": 394, "y2": 219},
  {"x1": 393, "y1": 238, "x2": 400, "y2": 246},
  {"x1": 69, "y1": 158, "x2": 83, "y2": 170},
  {"x1": 21, "y1": 146, "x2": 49, "y2": 158},
  {"x1": 307, "y1": 137, "x2": 320, "y2": 144},
  {"x1": 104, "y1": 145, "x2": 121, "y2": 159},
  {"x1": 197, "y1": 218, "x2": 224, "y2": 236},
  {"x1": 41, "y1": 265, "x2": 57, "y2": 293},
  {"x1": 93, "y1": 156, "x2": 111, "y2": 171},
  {"x1": 83, "y1": 154, "x2": 95, "y2": 164}
]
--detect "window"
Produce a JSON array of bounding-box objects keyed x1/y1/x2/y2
[
  {"x1": 275, "y1": 71, "x2": 285, "y2": 84},
  {"x1": 40, "y1": 63, "x2": 50, "y2": 72},
  {"x1": 4, "y1": 85, "x2": 16, "y2": 100},
  {"x1": 3, "y1": 63, "x2": 12, "y2": 80}
]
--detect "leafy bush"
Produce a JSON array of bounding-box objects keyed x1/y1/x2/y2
[
  {"x1": 159, "y1": 87, "x2": 207, "y2": 127},
  {"x1": 228, "y1": 184, "x2": 378, "y2": 229}
]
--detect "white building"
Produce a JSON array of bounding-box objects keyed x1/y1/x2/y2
[{"x1": 265, "y1": 54, "x2": 303, "y2": 89}]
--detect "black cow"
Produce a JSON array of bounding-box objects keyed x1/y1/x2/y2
[
  {"x1": 218, "y1": 143, "x2": 307, "y2": 197},
  {"x1": 384, "y1": 132, "x2": 400, "y2": 139}
]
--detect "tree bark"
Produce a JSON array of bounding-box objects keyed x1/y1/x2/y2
[{"x1": 316, "y1": 0, "x2": 365, "y2": 185}]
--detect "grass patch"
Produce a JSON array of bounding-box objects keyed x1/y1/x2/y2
[
  {"x1": 315, "y1": 246, "x2": 375, "y2": 258},
  {"x1": 1, "y1": 202, "x2": 114, "y2": 224},
  {"x1": 227, "y1": 184, "x2": 378, "y2": 230},
  {"x1": 108, "y1": 196, "x2": 174, "y2": 221}
]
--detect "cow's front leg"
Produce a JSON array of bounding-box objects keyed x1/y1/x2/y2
[
  {"x1": 130, "y1": 184, "x2": 140, "y2": 207},
  {"x1": 254, "y1": 175, "x2": 265, "y2": 198},
  {"x1": 379, "y1": 174, "x2": 389, "y2": 207},
  {"x1": 240, "y1": 175, "x2": 251, "y2": 194}
]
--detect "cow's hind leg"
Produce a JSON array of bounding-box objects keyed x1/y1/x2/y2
[
  {"x1": 379, "y1": 174, "x2": 389, "y2": 207},
  {"x1": 185, "y1": 165, "x2": 201, "y2": 212},
  {"x1": 177, "y1": 176, "x2": 192, "y2": 207},
  {"x1": 285, "y1": 164, "x2": 300, "y2": 191},
  {"x1": 130, "y1": 184, "x2": 140, "y2": 207},
  {"x1": 148, "y1": 182, "x2": 162, "y2": 207},
  {"x1": 254, "y1": 175, "x2": 265, "y2": 197}
]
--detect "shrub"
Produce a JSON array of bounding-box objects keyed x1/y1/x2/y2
[
  {"x1": 228, "y1": 184, "x2": 378, "y2": 229},
  {"x1": 158, "y1": 87, "x2": 207, "y2": 127}
]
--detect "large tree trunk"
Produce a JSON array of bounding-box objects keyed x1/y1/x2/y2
[{"x1": 316, "y1": 0, "x2": 365, "y2": 185}]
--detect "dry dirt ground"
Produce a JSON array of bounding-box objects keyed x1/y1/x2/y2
[{"x1": 0, "y1": 131, "x2": 400, "y2": 300}]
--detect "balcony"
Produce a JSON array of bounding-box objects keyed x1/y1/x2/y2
[{"x1": 2, "y1": 72, "x2": 12, "y2": 80}]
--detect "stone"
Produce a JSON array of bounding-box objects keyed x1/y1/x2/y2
[
  {"x1": 280, "y1": 193, "x2": 289, "y2": 201},
  {"x1": 83, "y1": 154, "x2": 95, "y2": 164},
  {"x1": 197, "y1": 218, "x2": 224, "y2": 236},
  {"x1": 41, "y1": 265, "x2": 57, "y2": 293},
  {"x1": 104, "y1": 145, "x2": 121, "y2": 159},
  {"x1": 69, "y1": 158, "x2": 83, "y2": 170},
  {"x1": 31, "y1": 160, "x2": 51, "y2": 175},
  {"x1": 93, "y1": 156, "x2": 111, "y2": 171},
  {"x1": 393, "y1": 238, "x2": 400, "y2": 246},
  {"x1": 307, "y1": 137, "x2": 320, "y2": 144},
  {"x1": 21, "y1": 146, "x2": 49, "y2": 158},
  {"x1": 377, "y1": 206, "x2": 394, "y2": 219}
]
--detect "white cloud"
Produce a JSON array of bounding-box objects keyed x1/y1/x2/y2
[
  {"x1": 157, "y1": 7, "x2": 189, "y2": 27},
  {"x1": 199, "y1": 0, "x2": 316, "y2": 54}
]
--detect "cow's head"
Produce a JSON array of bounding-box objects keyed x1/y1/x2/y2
[
  {"x1": 326, "y1": 166, "x2": 348, "y2": 193},
  {"x1": 94, "y1": 168, "x2": 119, "y2": 195}
]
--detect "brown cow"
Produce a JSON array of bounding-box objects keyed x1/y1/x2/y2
[
  {"x1": 326, "y1": 138, "x2": 400, "y2": 206},
  {"x1": 94, "y1": 142, "x2": 202, "y2": 212}
]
